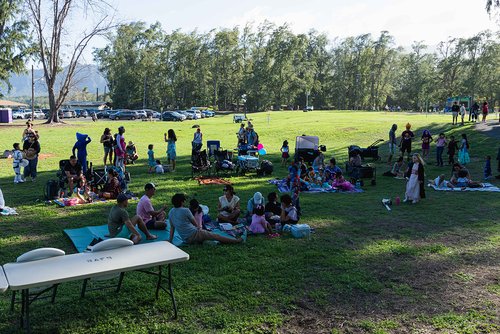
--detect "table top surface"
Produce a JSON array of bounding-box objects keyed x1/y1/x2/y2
[
  {"x1": 3, "y1": 241, "x2": 189, "y2": 290},
  {"x1": 0, "y1": 267, "x2": 8, "y2": 292}
]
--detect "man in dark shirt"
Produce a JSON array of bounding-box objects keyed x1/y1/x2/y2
[
  {"x1": 64, "y1": 155, "x2": 86, "y2": 195},
  {"x1": 22, "y1": 136, "x2": 41, "y2": 182},
  {"x1": 399, "y1": 123, "x2": 414, "y2": 162},
  {"x1": 451, "y1": 102, "x2": 460, "y2": 125}
]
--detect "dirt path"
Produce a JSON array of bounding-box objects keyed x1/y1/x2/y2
[{"x1": 475, "y1": 119, "x2": 500, "y2": 140}]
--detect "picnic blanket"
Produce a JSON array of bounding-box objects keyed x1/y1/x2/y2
[
  {"x1": 53, "y1": 195, "x2": 138, "y2": 207},
  {"x1": 195, "y1": 176, "x2": 232, "y2": 185},
  {"x1": 268, "y1": 179, "x2": 363, "y2": 194},
  {"x1": 428, "y1": 182, "x2": 500, "y2": 192},
  {"x1": 64, "y1": 220, "x2": 243, "y2": 253}
]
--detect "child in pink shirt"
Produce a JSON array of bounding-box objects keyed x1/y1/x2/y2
[{"x1": 249, "y1": 206, "x2": 276, "y2": 236}]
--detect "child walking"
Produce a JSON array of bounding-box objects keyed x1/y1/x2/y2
[
  {"x1": 148, "y1": 144, "x2": 155, "y2": 173},
  {"x1": 12, "y1": 143, "x2": 24, "y2": 183},
  {"x1": 280, "y1": 140, "x2": 289, "y2": 166}
]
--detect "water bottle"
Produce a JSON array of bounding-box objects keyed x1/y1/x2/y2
[{"x1": 395, "y1": 196, "x2": 400, "y2": 205}]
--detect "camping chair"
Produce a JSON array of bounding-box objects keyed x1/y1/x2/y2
[
  {"x1": 191, "y1": 149, "x2": 211, "y2": 178},
  {"x1": 213, "y1": 149, "x2": 234, "y2": 176},
  {"x1": 11, "y1": 248, "x2": 65, "y2": 311},
  {"x1": 80, "y1": 238, "x2": 133, "y2": 298},
  {"x1": 206, "y1": 140, "x2": 221, "y2": 159}
]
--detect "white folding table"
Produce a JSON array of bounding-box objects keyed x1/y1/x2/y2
[
  {"x1": 0, "y1": 266, "x2": 8, "y2": 293},
  {"x1": 3, "y1": 241, "x2": 189, "y2": 333}
]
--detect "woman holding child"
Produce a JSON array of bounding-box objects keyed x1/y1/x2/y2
[{"x1": 217, "y1": 185, "x2": 241, "y2": 224}]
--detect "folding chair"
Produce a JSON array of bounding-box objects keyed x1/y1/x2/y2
[
  {"x1": 207, "y1": 140, "x2": 221, "y2": 159},
  {"x1": 80, "y1": 238, "x2": 133, "y2": 298},
  {"x1": 11, "y1": 248, "x2": 65, "y2": 311}
]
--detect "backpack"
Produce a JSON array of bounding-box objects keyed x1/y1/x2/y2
[
  {"x1": 257, "y1": 160, "x2": 273, "y2": 176},
  {"x1": 45, "y1": 180, "x2": 59, "y2": 200}
]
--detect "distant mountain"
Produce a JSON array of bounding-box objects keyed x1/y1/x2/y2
[{"x1": 3, "y1": 64, "x2": 108, "y2": 97}]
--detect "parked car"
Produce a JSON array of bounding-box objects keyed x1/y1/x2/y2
[
  {"x1": 75, "y1": 109, "x2": 88, "y2": 118},
  {"x1": 109, "y1": 110, "x2": 139, "y2": 120},
  {"x1": 134, "y1": 109, "x2": 148, "y2": 119},
  {"x1": 303, "y1": 106, "x2": 314, "y2": 112},
  {"x1": 202, "y1": 110, "x2": 215, "y2": 117},
  {"x1": 21, "y1": 109, "x2": 45, "y2": 120},
  {"x1": 12, "y1": 110, "x2": 24, "y2": 119},
  {"x1": 184, "y1": 110, "x2": 199, "y2": 120},
  {"x1": 177, "y1": 110, "x2": 193, "y2": 120},
  {"x1": 233, "y1": 114, "x2": 246, "y2": 123},
  {"x1": 96, "y1": 110, "x2": 111, "y2": 119},
  {"x1": 152, "y1": 111, "x2": 162, "y2": 118},
  {"x1": 162, "y1": 111, "x2": 185, "y2": 122},
  {"x1": 61, "y1": 109, "x2": 76, "y2": 118}
]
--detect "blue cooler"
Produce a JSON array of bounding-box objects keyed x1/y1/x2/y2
[{"x1": 290, "y1": 224, "x2": 311, "y2": 239}]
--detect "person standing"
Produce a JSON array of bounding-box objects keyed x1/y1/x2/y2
[
  {"x1": 471, "y1": 102, "x2": 479, "y2": 122},
  {"x1": 420, "y1": 129, "x2": 433, "y2": 160},
  {"x1": 115, "y1": 126, "x2": 126, "y2": 170},
  {"x1": 164, "y1": 129, "x2": 177, "y2": 172},
  {"x1": 22, "y1": 121, "x2": 39, "y2": 141},
  {"x1": 404, "y1": 153, "x2": 425, "y2": 204},
  {"x1": 451, "y1": 102, "x2": 460, "y2": 125},
  {"x1": 192, "y1": 127, "x2": 203, "y2": 152},
  {"x1": 387, "y1": 124, "x2": 398, "y2": 164},
  {"x1": 72, "y1": 132, "x2": 92, "y2": 173},
  {"x1": 482, "y1": 101, "x2": 489, "y2": 123},
  {"x1": 246, "y1": 124, "x2": 259, "y2": 148},
  {"x1": 460, "y1": 104, "x2": 466, "y2": 126},
  {"x1": 458, "y1": 133, "x2": 470, "y2": 165},
  {"x1": 399, "y1": 123, "x2": 414, "y2": 162},
  {"x1": 100, "y1": 128, "x2": 114, "y2": 166},
  {"x1": 435, "y1": 133, "x2": 447, "y2": 167},
  {"x1": 12, "y1": 143, "x2": 24, "y2": 183},
  {"x1": 22, "y1": 135, "x2": 40, "y2": 182}
]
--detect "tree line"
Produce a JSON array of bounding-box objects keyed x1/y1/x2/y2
[{"x1": 94, "y1": 22, "x2": 500, "y2": 112}]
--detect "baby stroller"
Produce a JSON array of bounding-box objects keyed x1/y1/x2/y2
[
  {"x1": 191, "y1": 149, "x2": 211, "y2": 178},
  {"x1": 214, "y1": 149, "x2": 234, "y2": 176},
  {"x1": 294, "y1": 135, "x2": 326, "y2": 164},
  {"x1": 348, "y1": 139, "x2": 383, "y2": 161}
]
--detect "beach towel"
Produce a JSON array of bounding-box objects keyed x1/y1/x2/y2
[{"x1": 268, "y1": 179, "x2": 363, "y2": 194}]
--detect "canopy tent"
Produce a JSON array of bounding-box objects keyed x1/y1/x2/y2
[{"x1": 0, "y1": 100, "x2": 28, "y2": 107}]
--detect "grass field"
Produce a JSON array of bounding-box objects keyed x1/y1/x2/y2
[{"x1": 0, "y1": 111, "x2": 499, "y2": 334}]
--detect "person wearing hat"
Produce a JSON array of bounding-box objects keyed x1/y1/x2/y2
[
  {"x1": 169, "y1": 193, "x2": 242, "y2": 244},
  {"x1": 246, "y1": 191, "x2": 264, "y2": 222},
  {"x1": 136, "y1": 183, "x2": 167, "y2": 231},
  {"x1": 125, "y1": 140, "x2": 138, "y2": 164},
  {"x1": 108, "y1": 193, "x2": 158, "y2": 244}
]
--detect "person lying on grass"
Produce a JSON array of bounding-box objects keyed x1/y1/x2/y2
[
  {"x1": 169, "y1": 193, "x2": 241, "y2": 244},
  {"x1": 107, "y1": 193, "x2": 157, "y2": 244}
]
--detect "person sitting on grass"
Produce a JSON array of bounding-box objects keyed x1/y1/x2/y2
[
  {"x1": 383, "y1": 156, "x2": 406, "y2": 177},
  {"x1": 280, "y1": 194, "x2": 299, "y2": 224},
  {"x1": 154, "y1": 160, "x2": 165, "y2": 174},
  {"x1": 99, "y1": 169, "x2": 122, "y2": 199},
  {"x1": 217, "y1": 185, "x2": 241, "y2": 224},
  {"x1": 189, "y1": 199, "x2": 204, "y2": 229},
  {"x1": 449, "y1": 169, "x2": 483, "y2": 189},
  {"x1": 428, "y1": 174, "x2": 450, "y2": 189},
  {"x1": 125, "y1": 141, "x2": 138, "y2": 164},
  {"x1": 136, "y1": 183, "x2": 167, "y2": 231},
  {"x1": 324, "y1": 158, "x2": 342, "y2": 182},
  {"x1": 64, "y1": 155, "x2": 89, "y2": 198},
  {"x1": 107, "y1": 193, "x2": 158, "y2": 244},
  {"x1": 246, "y1": 191, "x2": 264, "y2": 221},
  {"x1": 249, "y1": 205, "x2": 277, "y2": 237},
  {"x1": 169, "y1": 193, "x2": 242, "y2": 244}
]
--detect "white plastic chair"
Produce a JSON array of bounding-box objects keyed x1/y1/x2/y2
[
  {"x1": 80, "y1": 238, "x2": 133, "y2": 298},
  {"x1": 11, "y1": 248, "x2": 66, "y2": 310}
]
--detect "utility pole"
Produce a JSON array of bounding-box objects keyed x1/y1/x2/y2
[
  {"x1": 96, "y1": 88, "x2": 99, "y2": 101},
  {"x1": 143, "y1": 75, "x2": 147, "y2": 109},
  {"x1": 31, "y1": 65, "x2": 35, "y2": 121}
]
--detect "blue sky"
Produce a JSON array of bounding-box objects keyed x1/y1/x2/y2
[{"x1": 76, "y1": 0, "x2": 499, "y2": 63}]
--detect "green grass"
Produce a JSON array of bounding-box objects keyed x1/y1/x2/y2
[{"x1": 0, "y1": 110, "x2": 499, "y2": 333}]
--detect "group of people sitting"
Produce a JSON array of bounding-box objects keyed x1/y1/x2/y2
[
  {"x1": 106, "y1": 183, "x2": 301, "y2": 246},
  {"x1": 288, "y1": 155, "x2": 356, "y2": 191},
  {"x1": 430, "y1": 163, "x2": 483, "y2": 189}
]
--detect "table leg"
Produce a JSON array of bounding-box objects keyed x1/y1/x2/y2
[
  {"x1": 20, "y1": 290, "x2": 25, "y2": 328},
  {"x1": 168, "y1": 264, "x2": 178, "y2": 319},
  {"x1": 155, "y1": 266, "x2": 162, "y2": 299},
  {"x1": 21, "y1": 289, "x2": 31, "y2": 333}
]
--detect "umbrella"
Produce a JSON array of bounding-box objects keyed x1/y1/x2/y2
[{"x1": 0, "y1": 100, "x2": 29, "y2": 107}]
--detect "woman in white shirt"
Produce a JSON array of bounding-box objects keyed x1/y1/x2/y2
[{"x1": 217, "y1": 184, "x2": 241, "y2": 224}]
